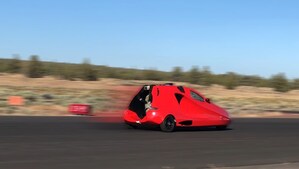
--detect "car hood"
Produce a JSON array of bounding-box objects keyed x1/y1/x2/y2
[{"x1": 208, "y1": 103, "x2": 230, "y2": 118}]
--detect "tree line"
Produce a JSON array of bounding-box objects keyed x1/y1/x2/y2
[{"x1": 0, "y1": 55, "x2": 298, "y2": 92}]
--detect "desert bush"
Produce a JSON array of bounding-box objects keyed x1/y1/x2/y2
[
  {"x1": 290, "y1": 79, "x2": 299, "y2": 90},
  {"x1": 7, "y1": 55, "x2": 23, "y2": 73},
  {"x1": 42, "y1": 94, "x2": 54, "y2": 100},
  {"x1": 199, "y1": 67, "x2": 213, "y2": 86},
  {"x1": 187, "y1": 66, "x2": 200, "y2": 84},
  {"x1": 0, "y1": 57, "x2": 297, "y2": 91},
  {"x1": 0, "y1": 100, "x2": 6, "y2": 107},
  {"x1": 80, "y1": 59, "x2": 98, "y2": 81},
  {"x1": 142, "y1": 69, "x2": 164, "y2": 81},
  {"x1": 6, "y1": 106, "x2": 19, "y2": 114},
  {"x1": 222, "y1": 72, "x2": 239, "y2": 90},
  {"x1": 171, "y1": 67, "x2": 184, "y2": 82},
  {"x1": 270, "y1": 73, "x2": 289, "y2": 92},
  {"x1": 25, "y1": 55, "x2": 44, "y2": 78}
]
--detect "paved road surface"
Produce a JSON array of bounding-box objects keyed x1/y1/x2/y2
[{"x1": 0, "y1": 116, "x2": 298, "y2": 169}]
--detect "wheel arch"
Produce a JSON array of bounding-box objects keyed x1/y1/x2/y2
[{"x1": 161, "y1": 114, "x2": 176, "y2": 124}]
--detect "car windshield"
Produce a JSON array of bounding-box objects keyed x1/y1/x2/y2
[{"x1": 190, "y1": 91, "x2": 204, "y2": 102}]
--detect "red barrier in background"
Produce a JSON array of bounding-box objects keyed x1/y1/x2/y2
[
  {"x1": 8, "y1": 96, "x2": 24, "y2": 106},
  {"x1": 68, "y1": 104, "x2": 92, "y2": 115}
]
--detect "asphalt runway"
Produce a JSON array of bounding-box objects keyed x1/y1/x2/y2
[{"x1": 0, "y1": 116, "x2": 299, "y2": 169}]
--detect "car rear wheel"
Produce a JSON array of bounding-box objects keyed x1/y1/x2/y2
[{"x1": 160, "y1": 115, "x2": 176, "y2": 132}]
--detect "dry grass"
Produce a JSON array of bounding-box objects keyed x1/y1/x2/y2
[{"x1": 1, "y1": 73, "x2": 299, "y2": 117}]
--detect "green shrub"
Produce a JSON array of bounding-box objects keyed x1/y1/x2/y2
[
  {"x1": 171, "y1": 67, "x2": 184, "y2": 82},
  {"x1": 0, "y1": 57, "x2": 296, "y2": 91},
  {"x1": 80, "y1": 59, "x2": 98, "y2": 81},
  {"x1": 270, "y1": 73, "x2": 289, "y2": 92},
  {"x1": 223, "y1": 72, "x2": 239, "y2": 90},
  {"x1": 7, "y1": 55, "x2": 22, "y2": 73},
  {"x1": 187, "y1": 66, "x2": 200, "y2": 84},
  {"x1": 25, "y1": 55, "x2": 44, "y2": 78}
]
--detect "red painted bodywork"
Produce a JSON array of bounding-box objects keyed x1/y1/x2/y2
[{"x1": 123, "y1": 84, "x2": 231, "y2": 128}]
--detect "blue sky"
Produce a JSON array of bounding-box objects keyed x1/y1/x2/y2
[{"x1": 1, "y1": 0, "x2": 298, "y2": 78}]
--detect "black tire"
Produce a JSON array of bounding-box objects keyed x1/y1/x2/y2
[
  {"x1": 160, "y1": 115, "x2": 176, "y2": 132},
  {"x1": 216, "y1": 125, "x2": 227, "y2": 130}
]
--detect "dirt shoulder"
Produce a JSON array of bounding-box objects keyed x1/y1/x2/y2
[{"x1": 1, "y1": 73, "x2": 299, "y2": 118}]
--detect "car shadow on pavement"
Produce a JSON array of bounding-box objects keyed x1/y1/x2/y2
[
  {"x1": 126, "y1": 124, "x2": 233, "y2": 132},
  {"x1": 175, "y1": 126, "x2": 233, "y2": 132}
]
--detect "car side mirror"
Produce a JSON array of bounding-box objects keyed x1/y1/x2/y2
[{"x1": 205, "y1": 98, "x2": 211, "y2": 103}]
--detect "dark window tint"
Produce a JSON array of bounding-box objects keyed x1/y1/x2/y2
[
  {"x1": 190, "y1": 91, "x2": 204, "y2": 102},
  {"x1": 177, "y1": 86, "x2": 185, "y2": 93},
  {"x1": 174, "y1": 93, "x2": 183, "y2": 104}
]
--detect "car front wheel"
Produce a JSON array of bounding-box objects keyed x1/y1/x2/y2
[{"x1": 160, "y1": 115, "x2": 176, "y2": 132}]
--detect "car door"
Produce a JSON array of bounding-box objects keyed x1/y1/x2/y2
[{"x1": 179, "y1": 89, "x2": 217, "y2": 126}]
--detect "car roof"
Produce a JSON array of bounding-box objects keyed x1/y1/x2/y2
[
  {"x1": 143, "y1": 83, "x2": 186, "y2": 93},
  {"x1": 143, "y1": 83, "x2": 205, "y2": 97}
]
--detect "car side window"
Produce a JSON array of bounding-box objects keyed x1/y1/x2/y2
[{"x1": 190, "y1": 91, "x2": 204, "y2": 102}]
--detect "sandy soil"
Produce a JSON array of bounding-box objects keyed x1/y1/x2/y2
[{"x1": 1, "y1": 73, "x2": 299, "y2": 118}]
